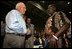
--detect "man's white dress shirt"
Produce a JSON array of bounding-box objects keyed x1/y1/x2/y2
[{"x1": 5, "y1": 9, "x2": 27, "y2": 34}]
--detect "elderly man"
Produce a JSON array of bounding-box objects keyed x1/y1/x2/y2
[{"x1": 3, "y1": 2, "x2": 29, "y2": 48}]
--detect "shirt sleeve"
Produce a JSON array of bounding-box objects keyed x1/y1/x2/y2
[
  {"x1": 61, "y1": 12, "x2": 71, "y2": 38},
  {"x1": 6, "y1": 10, "x2": 24, "y2": 34},
  {"x1": 61, "y1": 12, "x2": 71, "y2": 24}
]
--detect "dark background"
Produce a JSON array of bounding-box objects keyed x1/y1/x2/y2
[{"x1": 1, "y1": 1, "x2": 71, "y2": 31}]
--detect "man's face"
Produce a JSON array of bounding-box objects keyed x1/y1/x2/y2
[
  {"x1": 27, "y1": 18, "x2": 31, "y2": 24},
  {"x1": 48, "y1": 5, "x2": 56, "y2": 14},
  {"x1": 19, "y1": 4, "x2": 26, "y2": 14}
]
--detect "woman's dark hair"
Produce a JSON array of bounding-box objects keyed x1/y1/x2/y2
[{"x1": 50, "y1": 26, "x2": 58, "y2": 34}]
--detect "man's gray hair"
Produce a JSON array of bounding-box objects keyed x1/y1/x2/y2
[{"x1": 15, "y1": 2, "x2": 25, "y2": 9}]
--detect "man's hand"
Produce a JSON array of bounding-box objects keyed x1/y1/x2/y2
[{"x1": 26, "y1": 28, "x2": 31, "y2": 35}]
